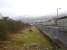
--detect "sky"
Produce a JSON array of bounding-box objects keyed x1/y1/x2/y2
[{"x1": 0, "y1": 0, "x2": 67, "y2": 17}]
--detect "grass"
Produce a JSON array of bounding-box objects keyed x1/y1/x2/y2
[{"x1": 1, "y1": 26, "x2": 54, "y2": 50}]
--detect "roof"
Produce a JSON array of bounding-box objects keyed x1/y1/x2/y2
[{"x1": 56, "y1": 16, "x2": 67, "y2": 20}]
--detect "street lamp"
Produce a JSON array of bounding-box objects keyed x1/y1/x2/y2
[
  {"x1": 57, "y1": 8, "x2": 61, "y2": 17},
  {"x1": 55, "y1": 8, "x2": 61, "y2": 26}
]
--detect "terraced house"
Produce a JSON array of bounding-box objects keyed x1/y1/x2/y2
[
  {"x1": 37, "y1": 16, "x2": 67, "y2": 49},
  {"x1": 56, "y1": 16, "x2": 67, "y2": 48},
  {"x1": 46, "y1": 16, "x2": 67, "y2": 48}
]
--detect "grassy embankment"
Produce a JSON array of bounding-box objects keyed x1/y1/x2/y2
[{"x1": 1, "y1": 26, "x2": 54, "y2": 50}]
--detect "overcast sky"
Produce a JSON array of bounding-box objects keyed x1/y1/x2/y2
[{"x1": 0, "y1": 0, "x2": 67, "y2": 17}]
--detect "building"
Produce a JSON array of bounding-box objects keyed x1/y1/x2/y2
[{"x1": 38, "y1": 16, "x2": 67, "y2": 48}]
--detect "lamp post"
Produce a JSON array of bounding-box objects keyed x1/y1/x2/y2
[
  {"x1": 55, "y1": 8, "x2": 61, "y2": 26},
  {"x1": 57, "y1": 8, "x2": 61, "y2": 17}
]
